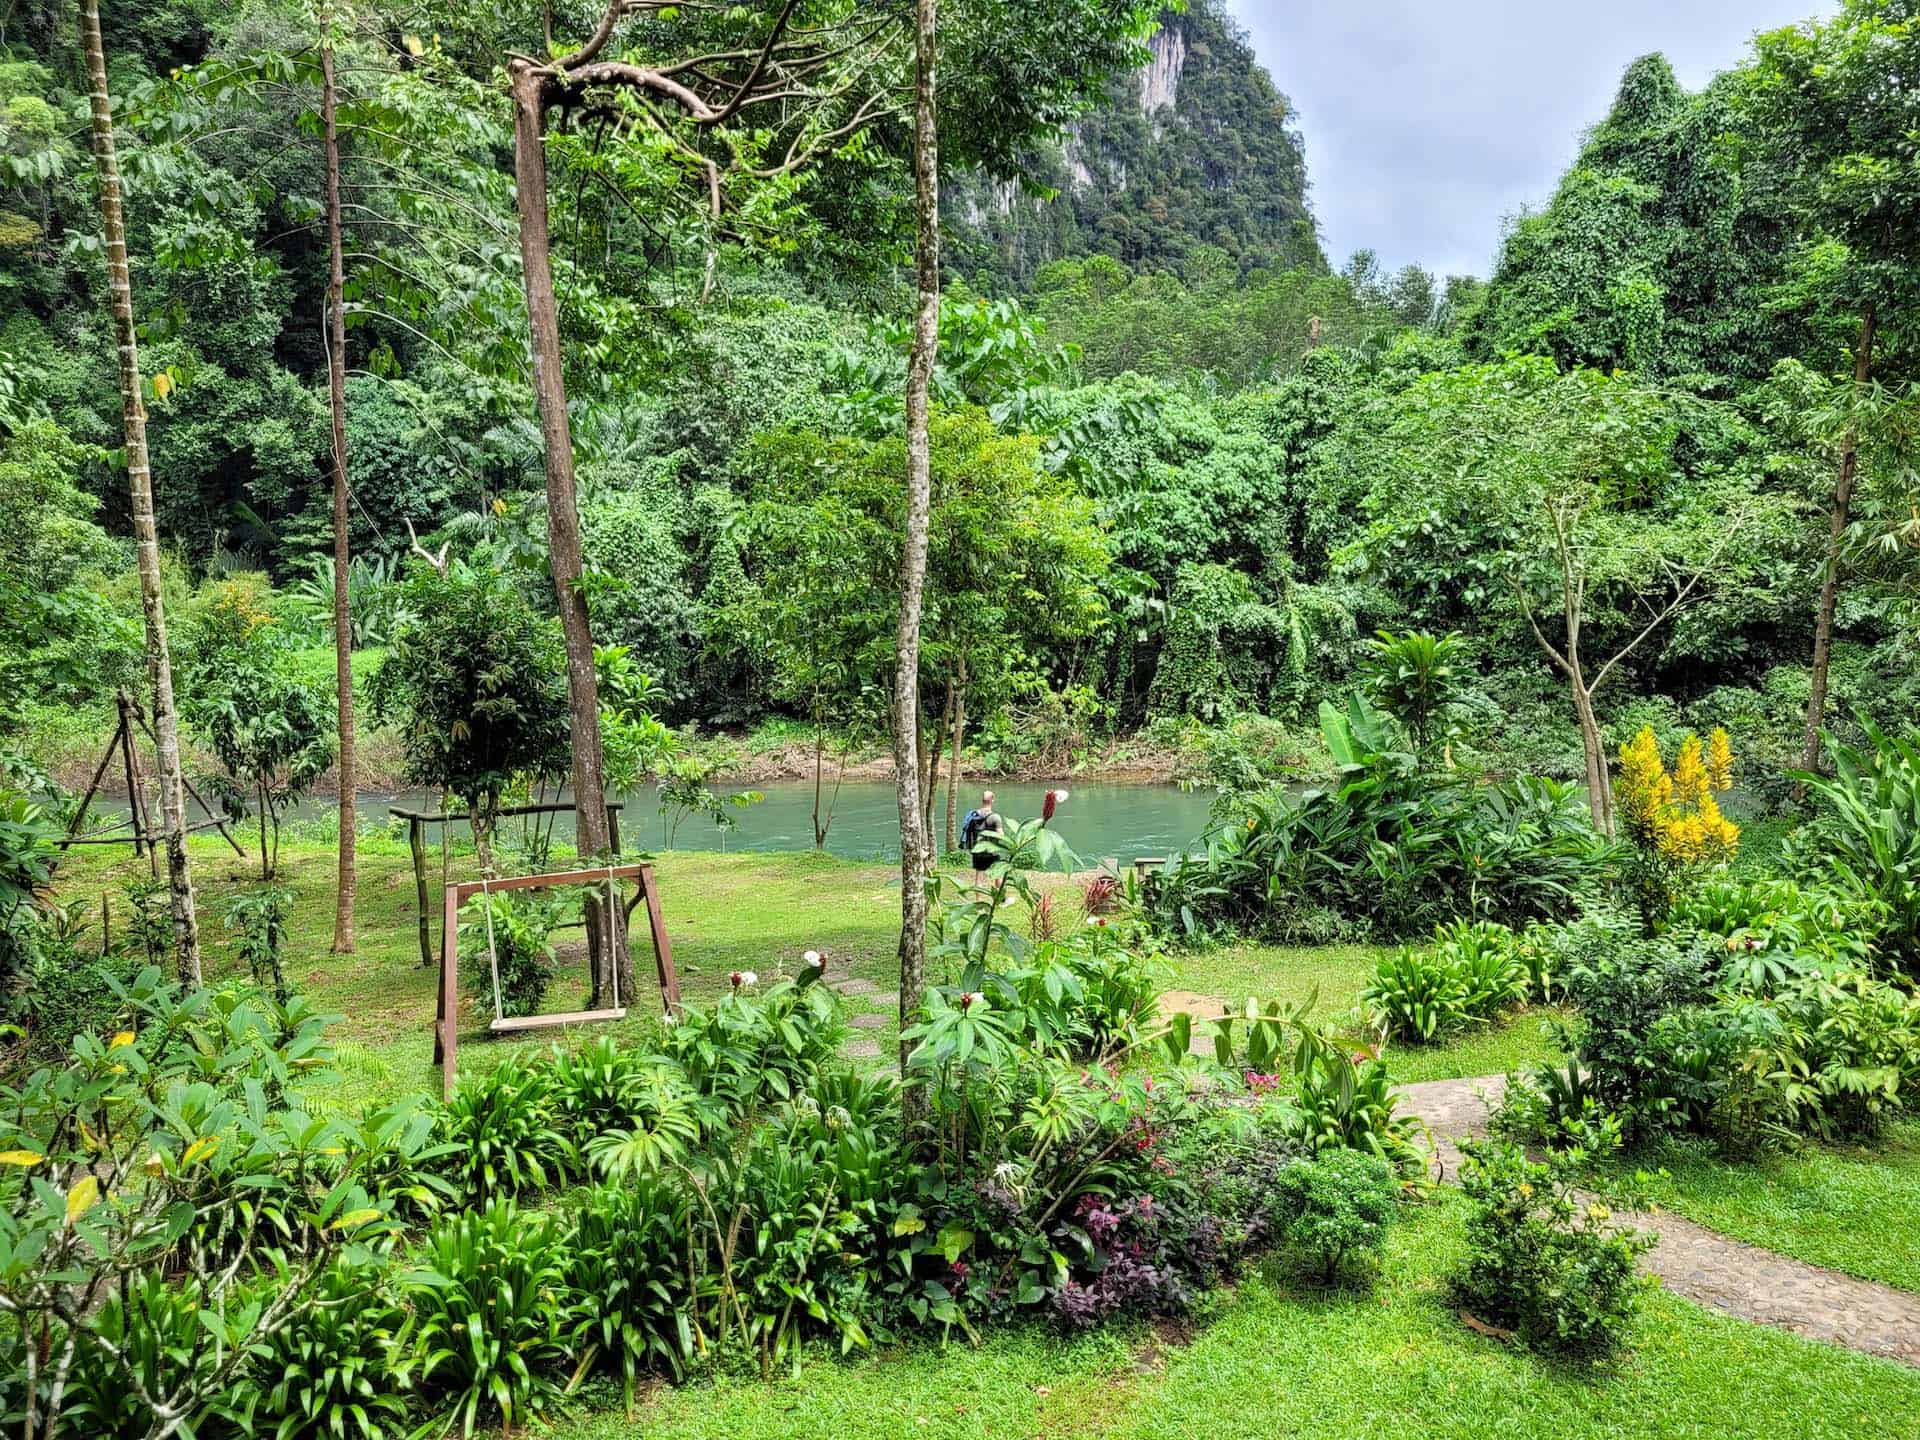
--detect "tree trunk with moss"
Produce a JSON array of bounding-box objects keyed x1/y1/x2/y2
[
  {"x1": 79, "y1": 0, "x2": 200, "y2": 985},
  {"x1": 895, "y1": 0, "x2": 939, "y2": 1103},
  {"x1": 322, "y1": 35, "x2": 357, "y2": 953}
]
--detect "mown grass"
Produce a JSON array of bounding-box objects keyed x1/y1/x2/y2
[
  {"x1": 53, "y1": 838, "x2": 1547, "y2": 1101},
  {"x1": 1622, "y1": 1122, "x2": 1920, "y2": 1296},
  {"x1": 560, "y1": 1196, "x2": 1920, "y2": 1440}
]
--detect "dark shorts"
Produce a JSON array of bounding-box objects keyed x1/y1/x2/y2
[{"x1": 970, "y1": 850, "x2": 993, "y2": 872}]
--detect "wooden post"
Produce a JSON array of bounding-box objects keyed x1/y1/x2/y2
[
  {"x1": 438, "y1": 880, "x2": 460, "y2": 1099},
  {"x1": 116, "y1": 693, "x2": 150, "y2": 868},
  {"x1": 640, "y1": 863, "x2": 680, "y2": 1013},
  {"x1": 409, "y1": 815, "x2": 432, "y2": 969}
]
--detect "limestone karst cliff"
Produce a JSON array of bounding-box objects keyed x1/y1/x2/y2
[{"x1": 949, "y1": 0, "x2": 1321, "y2": 289}]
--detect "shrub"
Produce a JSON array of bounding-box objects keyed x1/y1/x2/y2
[
  {"x1": 1147, "y1": 694, "x2": 1605, "y2": 943},
  {"x1": 434, "y1": 1054, "x2": 569, "y2": 1201},
  {"x1": 1363, "y1": 943, "x2": 1469, "y2": 1042},
  {"x1": 1557, "y1": 925, "x2": 1717, "y2": 1138},
  {"x1": 0, "y1": 972, "x2": 406, "y2": 1437},
  {"x1": 1792, "y1": 720, "x2": 1920, "y2": 972},
  {"x1": 569, "y1": 1177, "x2": 697, "y2": 1403},
  {"x1": 659, "y1": 967, "x2": 841, "y2": 1111},
  {"x1": 1454, "y1": 1139, "x2": 1652, "y2": 1359},
  {"x1": 459, "y1": 890, "x2": 562, "y2": 1020},
  {"x1": 1615, "y1": 725, "x2": 1739, "y2": 932},
  {"x1": 1669, "y1": 876, "x2": 1877, "y2": 971},
  {"x1": 1363, "y1": 920, "x2": 1525, "y2": 1042},
  {"x1": 411, "y1": 1201, "x2": 576, "y2": 1438},
  {"x1": 260, "y1": 1258, "x2": 416, "y2": 1440},
  {"x1": 1271, "y1": 1149, "x2": 1398, "y2": 1283}
]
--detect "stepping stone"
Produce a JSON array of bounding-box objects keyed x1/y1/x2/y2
[
  {"x1": 841, "y1": 1035, "x2": 882, "y2": 1059},
  {"x1": 847, "y1": 1011, "x2": 888, "y2": 1030},
  {"x1": 869, "y1": 992, "x2": 900, "y2": 1010},
  {"x1": 834, "y1": 977, "x2": 880, "y2": 997}
]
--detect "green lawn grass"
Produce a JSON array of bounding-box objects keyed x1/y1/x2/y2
[
  {"x1": 561, "y1": 1196, "x2": 1920, "y2": 1440},
  {"x1": 53, "y1": 838, "x2": 1551, "y2": 1100},
  {"x1": 1622, "y1": 1122, "x2": 1920, "y2": 1296},
  {"x1": 1169, "y1": 938, "x2": 1569, "y2": 1082}
]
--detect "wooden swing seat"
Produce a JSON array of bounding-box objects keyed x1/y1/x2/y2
[
  {"x1": 488, "y1": 1006, "x2": 628, "y2": 1033},
  {"x1": 434, "y1": 861, "x2": 682, "y2": 1099}
]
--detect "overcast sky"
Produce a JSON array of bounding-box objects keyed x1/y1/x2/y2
[{"x1": 1227, "y1": 1, "x2": 1835, "y2": 280}]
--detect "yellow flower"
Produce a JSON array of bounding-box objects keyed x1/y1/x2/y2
[
  {"x1": 1672, "y1": 735, "x2": 1709, "y2": 807},
  {"x1": 1706, "y1": 728, "x2": 1734, "y2": 793}
]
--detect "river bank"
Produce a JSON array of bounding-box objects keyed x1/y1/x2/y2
[{"x1": 43, "y1": 719, "x2": 1210, "y2": 799}]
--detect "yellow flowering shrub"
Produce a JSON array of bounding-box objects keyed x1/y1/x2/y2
[{"x1": 1616, "y1": 725, "x2": 1739, "y2": 927}]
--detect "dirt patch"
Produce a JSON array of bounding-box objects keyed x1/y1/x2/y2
[{"x1": 1131, "y1": 1314, "x2": 1197, "y2": 1374}]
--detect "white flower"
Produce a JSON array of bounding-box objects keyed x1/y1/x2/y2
[
  {"x1": 661, "y1": 1010, "x2": 679, "y2": 1026},
  {"x1": 998, "y1": 891, "x2": 1014, "y2": 906},
  {"x1": 1052, "y1": 788, "x2": 1070, "y2": 802},
  {"x1": 959, "y1": 991, "x2": 987, "y2": 1011},
  {"x1": 802, "y1": 949, "x2": 822, "y2": 966},
  {"x1": 739, "y1": 970, "x2": 759, "y2": 987}
]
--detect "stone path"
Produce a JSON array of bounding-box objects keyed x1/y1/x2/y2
[{"x1": 1398, "y1": 1074, "x2": 1920, "y2": 1368}]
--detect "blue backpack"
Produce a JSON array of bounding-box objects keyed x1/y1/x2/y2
[{"x1": 960, "y1": 808, "x2": 986, "y2": 848}]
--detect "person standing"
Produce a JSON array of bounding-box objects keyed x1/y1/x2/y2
[{"x1": 961, "y1": 789, "x2": 1004, "y2": 871}]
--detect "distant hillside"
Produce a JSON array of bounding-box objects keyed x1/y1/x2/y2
[{"x1": 949, "y1": 0, "x2": 1323, "y2": 290}]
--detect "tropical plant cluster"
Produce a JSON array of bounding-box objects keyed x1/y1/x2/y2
[
  {"x1": 0, "y1": 869, "x2": 1451, "y2": 1438},
  {"x1": 1145, "y1": 694, "x2": 1607, "y2": 943}
]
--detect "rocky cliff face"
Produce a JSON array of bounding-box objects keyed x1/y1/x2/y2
[
  {"x1": 1137, "y1": 24, "x2": 1187, "y2": 112},
  {"x1": 948, "y1": 0, "x2": 1322, "y2": 290}
]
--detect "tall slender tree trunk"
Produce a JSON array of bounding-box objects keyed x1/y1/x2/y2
[
  {"x1": 945, "y1": 658, "x2": 965, "y2": 854},
  {"x1": 79, "y1": 0, "x2": 200, "y2": 985},
  {"x1": 1570, "y1": 677, "x2": 1612, "y2": 838},
  {"x1": 322, "y1": 37, "x2": 357, "y2": 953},
  {"x1": 895, "y1": 0, "x2": 939, "y2": 1098},
  {"x1": 921, "y1": 679, "x2": 949, "y2": 841},
  {"x1": 509, "y1": 61, "x2": 625, "y2": 1004},
  {"x1": 1799, "y1": 304, "x2": 1877, "y2": 784}
]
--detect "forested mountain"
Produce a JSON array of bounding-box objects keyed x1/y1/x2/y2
[
  {"x1": 1, "y1": 0, "x2": 1915, "y2": 825},
  {"x1": 947, "y1": 0, "x2": 1322, "y2": 290}
]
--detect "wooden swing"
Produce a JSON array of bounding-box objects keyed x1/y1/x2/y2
[{"x1": 431, "y1": 861, "x2": 681, "y2": 1099}]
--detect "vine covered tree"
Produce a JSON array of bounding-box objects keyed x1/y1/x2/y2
[
  {"x1": 76, "y1": 0, "x2": 201, "y2": 984},
  {"x1": 1748, "y1": 1, "x2": 1920, "y2": 776}
]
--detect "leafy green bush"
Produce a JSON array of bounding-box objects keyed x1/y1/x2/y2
[
  {"x1": 1669, "y1": 876, "x2": 1880, "y2": 972},
  {"x1": 260, "y1": 1258, "x2": 416, "y2": 1440},
  {"x1": 434, "y1": 1055, "x2": 569, "y2": 1201},
  {"x1": 411, "y1": 1200, "x2": 576, "y2": 1438},
  {"x1": 1149, "y1": 695, "x2": 1605, "y2": 943},
  {"x1": 1454, "y1": 1139, "x2": 1652, "y2": 1359},
  {"x1": 1791, "y1": 720, "x2": 1920, "y2": 972},
  {"x1": 569, "y1": 1177, "x2": 698, "y2": 1402},
  {"x1": 1363, "y1": 920, "x2": 1526, "y2": 1042},
  {"x1": 459, "y1": 890, "x2": 562, "y2": 1020},
  {"x1": 1555, "y1": 924, "x2": 1717, "y2": 1139},
  {"x1": 0, "y1": 971, "x2": 408, "y2": 1437},
  {"x1": 659, "y1": 967, "x2": 841, "y2": 1110},
  {"x1": 1363, "y1": 944, "x2": 1470, "y2": 1042},
  {"x1": 1271, "y1": 1149, "x2": 1398, "y2": 1283}
]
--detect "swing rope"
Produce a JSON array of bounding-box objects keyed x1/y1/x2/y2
[{"x1": 481, "y1": 862, "x2": 624, "y2": 1025}]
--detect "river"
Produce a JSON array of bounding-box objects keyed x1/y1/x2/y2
[{"x1": 94, "y1": 779, "x2": 1220, "y2": 865}]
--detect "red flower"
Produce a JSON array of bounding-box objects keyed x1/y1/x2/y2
[{"x1": 1042, "y1": 789, "x2": 1058, "y2": 822}]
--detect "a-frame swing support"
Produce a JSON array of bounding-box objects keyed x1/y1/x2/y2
[{"x1": 432, "y1": 862, "x2": 681, "y2": 1099}]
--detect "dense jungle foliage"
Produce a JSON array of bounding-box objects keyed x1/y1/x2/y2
[{"x1": 0, "y1": 0, "x2": 1916, "y2": 807}]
